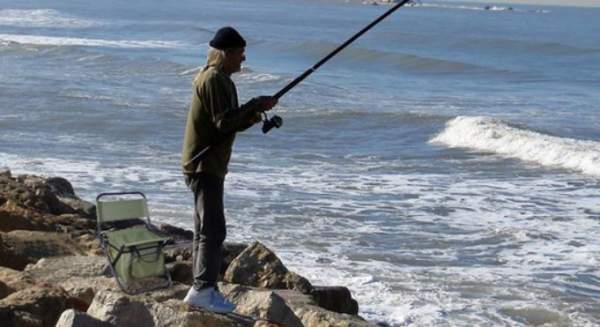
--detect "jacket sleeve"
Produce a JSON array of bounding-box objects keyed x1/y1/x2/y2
[{"x1": 201, "y1": 76, "x2": 258, "y2": 135}]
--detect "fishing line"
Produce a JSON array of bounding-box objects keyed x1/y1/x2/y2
[{"x1": 262, "y1": 0, "x2": 412, "y2": 133}]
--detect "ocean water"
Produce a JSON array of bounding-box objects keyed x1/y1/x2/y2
[{"x1": 1, "y1": 0, "x2": 600, "y2": 325}]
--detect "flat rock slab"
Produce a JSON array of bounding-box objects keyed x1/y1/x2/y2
[
  {"x1": 0, "y1": 230, "x2": 86, "y2": 270},
  {"x1": 55, "y1": 309, "x2": 113, "y2": 327},
  {"x1": 0, "y1": 286, "x2": 78, "y2": 327}
]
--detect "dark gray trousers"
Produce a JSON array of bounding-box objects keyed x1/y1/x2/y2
[{"x1": 186, "y1": 173, "x2": 226, "y2": 290}]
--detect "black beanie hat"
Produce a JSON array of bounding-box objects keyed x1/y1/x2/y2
[{"x1": 209, "y1": 26, "x2": 246, "y2": 50}]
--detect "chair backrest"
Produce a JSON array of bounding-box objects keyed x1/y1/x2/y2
[{"x1": 96, "y1": 192, "x2": 150, "y2": 233}]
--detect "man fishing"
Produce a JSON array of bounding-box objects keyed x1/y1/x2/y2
[{"x1": 181, "y1": 26, "x2": 277, "y2": 313}]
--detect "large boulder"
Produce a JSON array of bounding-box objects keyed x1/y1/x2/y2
[
  {"x1": 169, "y1": 261, "x2": 193, "y2": 285},
  {"x1": 274, "y1": 289, "x2": 375, "y2": 327},
  {"x1": 0, "y1": 173, "x2": 94, "y2": 218},
  {"x1": 45, "y1": 177, "x2": 96, "y2": 219},
  {"x1": 219, "y1": 283, "x2": 303, "y2": 327},
  {"x1": 86, "y1": 290, "x2": 154, "y2": 326},
  {"x1": 0, "y1": 200, "x2": 56, "y2": 232},
  {"x1": 158, "y1": 223, "x2": 193, "y2": 242},
  {"x1": 55, "y1": 309, "x2": 113, "y2": 327},
  {"x1": 0, "y1": 230, "x2": 86, "y2": 270},
  {"x1": 23, "y1": 255, "x2": 113, "y2": 307},
  {"x1": 0, "y1": 266, "x2": 35, "y2": 291},
  {"x1": 24, "y1": 255, "x2": 109, "y2": 283},
  {"x1": 224, "y1": 242, "x2": 312, "y2": 294},
  {"x1": 311, "y1": 286, "x2": 359, "y2": 315},
  {"x1": 0, "y1": 280, "x2": 14, "y2": 300},
  {"x1": 13, "y1": 174, "x2": 71, "y2": 215},
  {"x1": 86, "y1": 290, "x2": 248, "y2": 327},
  {"x1": 23, "y1": 255, "x2": 188, "y2": 307},
  {"x1": 0, "y1": 286, "x2": 79, "y2": 327},
  {"x1": 221, "y1": 242, "x2": 248, "y2": 275},
  {"x1": 150, "y1": 299, "x2": 250, "y2": 327}
]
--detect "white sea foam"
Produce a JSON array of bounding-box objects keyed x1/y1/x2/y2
[
  {"x1": 3, "y1": 147, "x2": 600, "y2": 325},
  {"x1": 0, "y1": 33, "x2": 183, "y2": 49},
  {"x1": 430, "y1": 116, "x2": 600, "y2": 176},
  {"x1": 0, "y1": 9, "x2": 98, "y2": 28}
]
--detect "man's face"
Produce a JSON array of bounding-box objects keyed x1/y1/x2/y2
[{"x1": 225, "y1": 47, "x2": 245, "y2": 74}]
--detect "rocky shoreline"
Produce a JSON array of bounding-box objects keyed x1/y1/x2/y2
[{"x1": 0, "y1": 169, "x2": 377, "y2": 327}]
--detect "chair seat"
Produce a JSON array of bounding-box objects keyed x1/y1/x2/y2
[{"x1": 105, "y1": 225, "x2": 169, "y2": 249}]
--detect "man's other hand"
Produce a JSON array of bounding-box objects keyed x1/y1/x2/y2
[{"x1": 253, "y1": 96, "x2": 277, "y2": 112}]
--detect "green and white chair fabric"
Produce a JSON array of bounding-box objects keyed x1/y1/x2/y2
[{"x1": 96, "y1": 192, "x2": 172, "y2": 294}]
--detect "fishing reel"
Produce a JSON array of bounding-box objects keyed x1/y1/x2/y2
[{"x1": 262, "y1": 113, "x2": 283, "y2": 134}]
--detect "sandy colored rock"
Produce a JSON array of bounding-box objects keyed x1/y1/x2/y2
[
  {"x1": 224, "y1": 242, "x2": 312, "y2": 294},
  {"x1": 220, "y1": 283, "x2": 303, "y2": 327},
  {"x1": 24, "y1": 255, "x2": 109, "y2": 283},
  {"x1": 151, "y1": 299, "x2": 250, "y2": 327},
  {"x1": 55, "y1": 309, "x2": 113, "y2": 327},
  {"x1": 274, "y1": 289, "x2": 374, "y2": 327},
  {"x1": 0, "y1": 230, "x2": 86, "y2": 270},
  {"x1": 86, "y1": 290, "x2": 154, "y2": 326},
  {"x1": 0, "y1": 286, "x2": 77, "y2": 327},
  {"x1": 0, "y1": 266, "x2": 35, "y2": 291}
]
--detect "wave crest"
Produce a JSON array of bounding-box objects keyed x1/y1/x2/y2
[
  {"x1": 430, "y1": 116, "x2": 600, "y2": 176},
  {"x1": 0, "y1": 33, "x2": 183, "y2": 49},
  {"x1": 0, "y1": 9, "x2": 98, "y2": 28}
]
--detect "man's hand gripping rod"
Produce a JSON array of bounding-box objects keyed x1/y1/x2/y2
[{"x1": 261, "y1": 0, "x2": 412, "y2": 133}]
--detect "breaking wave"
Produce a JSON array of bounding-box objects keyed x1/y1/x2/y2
[
  {"x1": 0, "y1": 33, "x2": 184, "y2": 49},
  {"x1": 430, "y1": 116, "x2": 600, "y2": 176},
  {"x1": 0, "y1": 9, "x2": 98, "y2": 28}
]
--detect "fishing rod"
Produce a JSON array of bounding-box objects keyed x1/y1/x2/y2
[
  {"x1": 262, "y1": 0, "x2": 412, "y2": 133},
  {"x1": 185, "y1": 0, "x2": 410, "y2": 167}
]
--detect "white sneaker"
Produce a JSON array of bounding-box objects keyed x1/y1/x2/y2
[{"x1": 183, "y1": 286, "x2": 236, "y2": 313}]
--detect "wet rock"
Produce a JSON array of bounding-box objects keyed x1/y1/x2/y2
[
  {"x1": 224, "y1": 241, "x2": 312, "y2": 294},
  {"x1": 0, "y1": 286, "x2": 77, "y2": 327},
  {"x1": 219, "y1": 283, "x2": 303, "y2": 327},
  {"x1": 0, "y1": 230, "x2": 86, "y2": 270},
  {"x1": 55, "y1": 309, "x2": 113, "y2": 327},
  {"x1": 311, "y1": 286, "x2": 359, "y2": 315}
]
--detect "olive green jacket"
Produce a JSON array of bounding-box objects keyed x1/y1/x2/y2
[{"x1": 181, "y1": 66, "x2": 259, "y2": 177}]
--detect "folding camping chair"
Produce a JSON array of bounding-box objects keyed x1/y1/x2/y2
[{"x1": 96, "y1": 191, "x2": 172, "y2": 294}]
